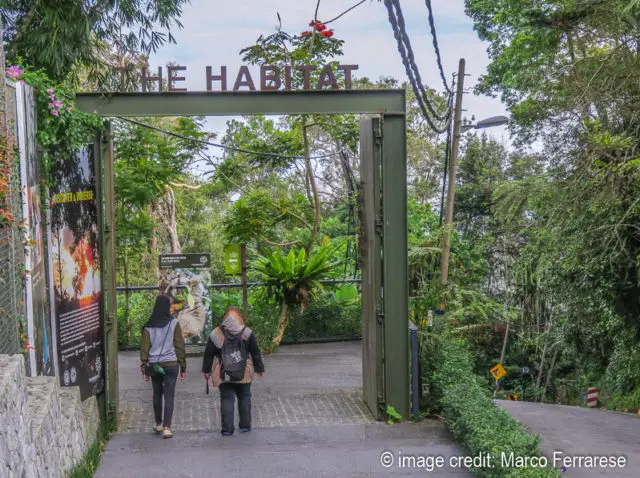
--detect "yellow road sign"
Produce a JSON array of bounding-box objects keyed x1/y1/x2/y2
[
  {"x1": 507, "y1": 393, "x2": 519, "y2": 401},
  {"x1": 490, "y1": 363, "x2": 507, "y2": 380}
]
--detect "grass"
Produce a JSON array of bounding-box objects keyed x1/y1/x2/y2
[{"x1": 68, "y1": 424, "x2": 112, "y2": 478}]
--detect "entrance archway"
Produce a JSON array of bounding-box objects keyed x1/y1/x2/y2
[{"x1": 76, "y1": 89, "x2": 409, "y2": 428}]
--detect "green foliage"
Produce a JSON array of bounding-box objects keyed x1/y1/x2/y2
[
  {"x1": 284, "y1": 291, "x2": 361, "y2": 341},
  {"x1": 117, "y1": 292, "x2": 155, "y2": 347},
  {"x1": 386, "y1": 405, "x2": 402, "y2": 424},
  {"x1": 608, "y1": 386, "x2": 640, "y2": 411},
  {"x1": 14, "y1": 66, "x2": 104, "y2": 188},
  {"x1": 253, "y1": 239, "x2": 342, "y2": 307},
  {"x1": 3, "y1": 1, "x2": 188, "y2": 81},
  {"x1": 68, "y1": 423, "x2": 111, "y2": 478},
  {"x1": 422, "y1": 332, "x2": 560, "y2": 477}
]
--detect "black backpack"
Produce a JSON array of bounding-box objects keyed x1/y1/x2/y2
[{"x1": 220, "y1": 327, "x2": 248, "y2": 382}]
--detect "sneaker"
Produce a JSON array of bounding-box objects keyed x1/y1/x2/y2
[
  {"x1": 221, "y1": 431, "x2": 233, "y2": 436},
  {"x1": 162, "y1": 427, "x2": 173, "y2": 439},
  {"x1": 154, "y1": 424, "x2": 163, "y2": 434},
  {"x1": 239, "y1": 428, "x2": 251, "y2": 433}
]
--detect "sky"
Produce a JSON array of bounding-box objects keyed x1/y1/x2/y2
[{"x1": 147, "y1": 0, "x2": 510, "y2": 149}]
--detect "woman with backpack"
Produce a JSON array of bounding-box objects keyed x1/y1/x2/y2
[
  {"x1": 202, "y1": 306, "x2": 265, "y2": 435},
  {"x1": 140, "y1": 294, "x2": 186, "y2": 439}
]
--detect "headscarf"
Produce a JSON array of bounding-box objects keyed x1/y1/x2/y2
[
  {"x1": 211, "y1": 306, "x2": 251, "y2": 348},
  {"x1": 143, "y1": 295, "x2": 173, "y2": 330},
  {"x1": 221, "y1": 306, "x2": 246, "y2": 335}
]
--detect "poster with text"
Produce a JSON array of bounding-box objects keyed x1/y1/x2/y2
[
  {"x1": 20, "y1": 85, "x2": 54, "y2": 376},
  {"x1": 48, "y1": 146, "x2": 104, "y2": 400}
]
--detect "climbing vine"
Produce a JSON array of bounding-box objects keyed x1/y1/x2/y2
[
  {"x1": 5, "y1": 63, "x2": 104, "y2": 190},
  {"x1": 0, "y1": 127, "x2": 19, "y2": 230}
]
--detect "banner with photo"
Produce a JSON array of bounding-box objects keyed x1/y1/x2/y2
[
  {"x1": 16, "y1": 83, "x2": 54, "y2": 376},
  {"x1": 47, "y1": 145, "x2": 104, "y2": 400},
  {"x1": 158, "y1": 256, "x2": 212, "y2": 345}
]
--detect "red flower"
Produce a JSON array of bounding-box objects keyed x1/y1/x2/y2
[
  {"x1": 309, "y1": 20, "x2": 316, "y2": 26},
  {"x1": 321, "y1": 30, "x2": 334, "y2": 38},
  {"x1": 301, "y1": 31, "x2": 312, "y2": 36},
  {"x1": 315, "y1": 23, "x2": 327, "y2": 31}
]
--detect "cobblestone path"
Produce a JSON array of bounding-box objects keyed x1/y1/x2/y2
[{"x1": 117, "y1": 342, "x2": 374, "y2": 433}]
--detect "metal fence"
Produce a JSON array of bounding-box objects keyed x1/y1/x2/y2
[
  {"x1": 116, "y1": 279, "x2": 362, "y2": 347},
  {"x1": 0, "y1": 77, "x2": 24, "y2": 355}
]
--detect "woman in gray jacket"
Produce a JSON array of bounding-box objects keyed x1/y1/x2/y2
[{"x1": 140, "y1": 294, "x2": 186, "y2": 438}]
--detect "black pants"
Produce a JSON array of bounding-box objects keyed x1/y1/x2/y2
[
  {"x1": 151, "y1": 364, "x2": 179, "y2": 428},
  {"x1": 219, "y1": 382, "x2": 252, "y2": 434}
]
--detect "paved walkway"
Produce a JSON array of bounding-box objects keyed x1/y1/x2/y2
[
  {"x1": 497, "y1": 400, "x2": 640, "y2": 477},
  {"x1": 96, "y1": 342, "x2": 472, "y2": 477},
  {"x1": 117, "y1": 342, "x2": 372, "y2": 431}
]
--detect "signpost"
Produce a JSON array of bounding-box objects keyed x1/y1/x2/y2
[
  {"x1": 490, "y1": 363, "x2": 507, "y2": 381},
  {"x1": 224, "y1": 245, "x2": 241, "y2": 275},
  {"x1": 159, "y1": 253, "x2": 210, "y2": 270},
  {"x1": 224, "y1": 244, "x2": 248, "y2": 319}
]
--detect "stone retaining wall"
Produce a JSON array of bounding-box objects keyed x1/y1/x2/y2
[{"x1": 0, "y1": 354, "x2": 100, "y2": 477}]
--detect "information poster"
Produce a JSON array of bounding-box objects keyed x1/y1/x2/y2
[
  {"x1": 47, "y1": 146, "x2": 104, "y2": 400},
  {"x1": 20, "y1": 85, "x2": 54, "y2": 376},
  {"x1": 159, "y1": 255, "x2": 212, "y2": 345}
]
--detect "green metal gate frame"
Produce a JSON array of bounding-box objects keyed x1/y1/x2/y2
[{"x1": 76, "y1": 89, "x2": 408, "y2": 427}]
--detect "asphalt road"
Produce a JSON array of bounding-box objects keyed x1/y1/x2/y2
[{"x1": 497, "y1": 400, "x2": 640, "y2": 477}]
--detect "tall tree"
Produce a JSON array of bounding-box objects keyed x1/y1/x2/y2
[{"x1": 2, "y1": 0, "x2": 187, "y2": 82}]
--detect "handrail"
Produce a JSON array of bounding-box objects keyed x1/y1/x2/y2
[{"x1": 115, "y1": 278, "x2": 361, "y2": 292}]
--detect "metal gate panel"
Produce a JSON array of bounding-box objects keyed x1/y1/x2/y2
[
  {"x1": 360, "y1": 117, "x2": 384, "y2": 420},
  {"x1": 96, "y1": 123, "x2": 119, "y2": 430},
  {"x1": 381, "y1": 114, "x2": 409, "y2": 419}
]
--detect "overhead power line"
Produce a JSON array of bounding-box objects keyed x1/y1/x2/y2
[
  {"x1": 383, "y1": 0, "x2": 451, "y2": 133},
  {"x1": 425, "y1": 0, "x2": 452, "y2": 95},
  {"x1": 115, "y1": 116, "x2": 339, "y2": 161},
  {"x1": 324, "y1": 0, "x2": 369, "y2": 24}
]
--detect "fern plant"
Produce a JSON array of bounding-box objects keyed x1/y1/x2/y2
[{"x1": 253, "y1": 238, "x2": 342, "y2": 347}]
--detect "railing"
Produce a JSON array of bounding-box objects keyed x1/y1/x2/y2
[
  {"x1": 115, "y1": 278, "x2": 361, "y2": 292},
  {"x1": 115, "y1": 279, "x2": 363, "y2": 347}
]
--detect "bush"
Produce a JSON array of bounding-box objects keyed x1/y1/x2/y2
[
  {"x1": 284, "y1": 292, "x2": 361, "y2": 341},
  {"x1": 422, "y1": 331, "x2": 560, "y2": 478},
  {"x1": 117, "y1": 292, "x2": 155, "y2": 346},
  {"x1": 608, "y1": 386, "x2": 640, "y2": 411}
]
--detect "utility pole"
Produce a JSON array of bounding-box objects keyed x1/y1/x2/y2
[
  {"x1": 440, "y1": 58, "x2": 465, "y2": 284},
  {"x1": 241, "y1": 244, "x2": 248, "y2": 320}
]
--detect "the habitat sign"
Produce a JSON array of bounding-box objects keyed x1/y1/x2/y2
[{"x1": 113, "y1": 64, "x2": 359, "y2": 92}]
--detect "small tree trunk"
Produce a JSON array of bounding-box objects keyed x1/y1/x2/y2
[
  {"x1": 241, "y1": 244, "x2": 248, "y2": 320},
  {"x1": 124, "y1": 238, "x2": 131, "y2": 344},
  {"x1": 303, "y1": 123, "x2": 321, "y2": 251},
  {"x1": 271, "y1": 302, "x2": 289, "y2": 347},
  {"x1": 536, "y1": 337, "x2": 548, "y2": 390},
  {"x1": 541, "y1": 347, "x2": 559, "y2": 403},
  {"x1": 165, "y1": 188, "x2": 181, "y2": 254},
  {"x1": 149, "y1": 227, "x2": 160, "y2": 280}
]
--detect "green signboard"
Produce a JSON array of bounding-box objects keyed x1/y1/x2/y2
[{"x1": 225, "y1": 244, "x2": 242, "y2": 275}]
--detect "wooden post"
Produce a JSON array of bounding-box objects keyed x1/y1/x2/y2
[
  {"x1": 440, "y1": 59, "x2": 465, "y2": 284},
  {"x1": 241, "y1": 244, "x2": 248, "y2": 320}
]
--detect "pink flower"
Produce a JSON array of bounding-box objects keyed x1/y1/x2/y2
[
  {"x1": 49, "y1": 95, "x2": 55, "y2": 100},
  {"x1": 51, "y1": 110, "x2": 59, "y2": 117},
  {"x1": 6, "y1": 65, "x2": 23, "y2": 80},
  {"x1": 53, "y1": 100, "x2": 62, "y2": 108},
  {"x1": 49, "y1": 103, "x2": 55, "y2": 108},
  {"x1": 66, "y1": 107, "x2": 72, "y2": 113},
  {"x1": 46, "y1": 89, "x2": 54, "y2": 94}
]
